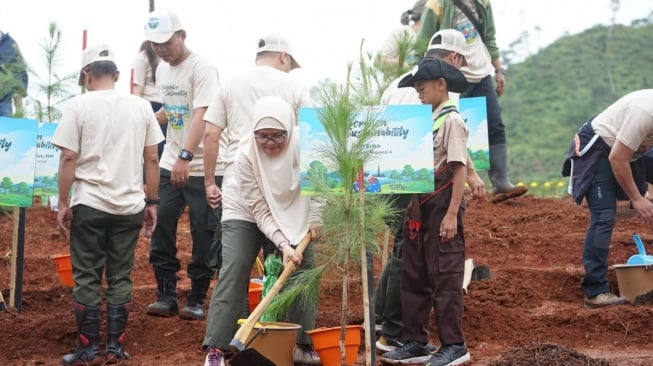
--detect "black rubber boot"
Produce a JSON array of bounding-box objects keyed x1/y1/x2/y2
[
  {"x1": 488, "y1": 143, "x2": 515, "y2": 191},
  {"x1": 62, "y1": 302, "x2": 100, "y2": 366},
  {"x1": 146, "y1": 268, "x2": 179, "y2": 317},
  {"x1": 179, "y1": 278, "x2": 210, "y2": 320},
  {"x1": 488, "y1": 143, "x2": 528, "y2": 202},
  {"x1": 105, "y1": 302, "x2": 131, "y2": 363}
]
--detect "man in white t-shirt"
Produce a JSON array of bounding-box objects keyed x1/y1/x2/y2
[
  {"x1": 563, "y1": 89, "x2": 653, "y2": 308},
  {"x1": 143, "y1": 9, "x2": 221, "y2": 322},
  {"x1": 201, "y1": 33, "x2": 321, "y2": 366},
  {"x1": 52, "y1": 44, "x2": 163, "y2": 365}
]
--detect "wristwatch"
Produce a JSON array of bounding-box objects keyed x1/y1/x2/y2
[
  {"x1": 179, "y1": 149, "x2": 194, "y2": 161},
  {"x1": 144, "y1": 197, "x2": 160, "y2": 206}
]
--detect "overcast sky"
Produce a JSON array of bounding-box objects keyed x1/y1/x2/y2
[{"x1": 1, "y1": 0, "x2": 651, "y2": 97}]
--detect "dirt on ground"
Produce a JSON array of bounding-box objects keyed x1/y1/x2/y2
[{"x1": 1, "y1": 194, "x2": 653, "y2": 365}]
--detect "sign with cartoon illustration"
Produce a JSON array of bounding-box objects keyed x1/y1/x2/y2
[
  {"x1": 299, "y1": 104, "x2": 434, "y2": 195},
  {"x1": 34, "y1": 122, "x2": 60, "y2": 204},
  {"x1": 459, "y1": 96, "x2": 489, "y2": 171},
  {"x1": 0, "y1": 117, "x2": 38, "y2": 207}
]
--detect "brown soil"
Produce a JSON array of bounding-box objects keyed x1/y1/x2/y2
[{"x1": 2, "y1": 194, "x2": 653, "y2": 365}]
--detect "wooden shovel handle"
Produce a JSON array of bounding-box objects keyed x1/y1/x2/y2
[{"x1": 230, "y1": 232, "x2": 312, "y2": 350}]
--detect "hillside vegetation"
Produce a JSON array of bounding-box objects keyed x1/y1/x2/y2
[{"x1": 501, "y1": 23, "x2": 653, "y2": 182}]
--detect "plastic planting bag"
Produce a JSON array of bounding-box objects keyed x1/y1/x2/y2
[{"x1": 260, "y1": 253, "x2": 283, "y2": 321}]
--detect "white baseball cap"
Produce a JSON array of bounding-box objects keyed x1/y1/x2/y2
[
  {"x1": 144, "y1": 9, "x2": 184, "y2": 44},
  {"x1": 256, "y1": 33, "x2": 300, "y2": 70},
  {"x1": 425, "y1": 29, "x2": 469, "y2": 66},
  {"x1": 78, "y1": 44, "x2": 116, "y2": 86}
]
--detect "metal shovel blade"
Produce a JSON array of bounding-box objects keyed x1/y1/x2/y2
[{"x1": 0, "y1": 290, "x2": 7, "y2": 311}]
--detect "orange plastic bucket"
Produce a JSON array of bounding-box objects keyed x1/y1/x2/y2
[
  {"x1": 307, "y1": 325, "x2": 362, "y2": 366},
  {"x1": 51, "y1": 254, "x2": 74, "y2": 287},
  {"x1": 248, "y1": 279, "x2": 263, "y2": 313}
]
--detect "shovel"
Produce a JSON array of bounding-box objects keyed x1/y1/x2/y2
[
  {"x1": 627, "y1": 233, "x2": 653, "y2": 265},
  {"x1": 228, "y1": 232, "x2": 312, "y2": 365},
  {"x1": 462, "y1": 258, "x2": 491, "y2": 294}
]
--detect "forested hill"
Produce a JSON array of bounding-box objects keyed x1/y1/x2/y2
[{"x1": 500, "y1": 23, "x2": 653, "y2": 182}]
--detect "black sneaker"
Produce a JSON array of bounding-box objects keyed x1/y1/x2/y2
[
  {"x1": 379, "y1": 341, "x2": 431, "y2": 365},
  {"x1": 376, "y1": 336, "x2": 404, "y2": 353},
  {"x1": 424, "y1": 343, "x2": 470, "y2": 366}
]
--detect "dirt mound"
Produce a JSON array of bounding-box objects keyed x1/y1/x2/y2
[
  {"x1": 2, "y1": 194, "x2": 653, "y2": 365},
  {"x1": 489, "y1": 343, "x2": 611, "y2": 366},
  {"x1": 633, "y1": 290, "x2": 653, "y2": 306}
]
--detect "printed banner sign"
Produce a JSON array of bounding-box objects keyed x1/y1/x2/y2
[
  {"x1": 35, "y1": 122, "x2": 60, "y2": 205},
  {"x1": 299, "y1": 98, "x2": 489, "y2": 195},
  {"x1": 0, "y1": 117, "x2": 39, "y2": 207},
  {"x1": 459, "y1": 96, "x2": 489, "y2": 171},
  {"x1": 299, "y1": 104, "x2": 434, "y2": 195}
]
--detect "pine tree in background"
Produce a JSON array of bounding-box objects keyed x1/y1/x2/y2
[{"x1": 28, "y1": 21, "x2": 76, "y2": 123}]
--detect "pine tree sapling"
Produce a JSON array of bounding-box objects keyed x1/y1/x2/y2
[{"x1": 264, "y1": 83, "x2": 398, "y2": 364}]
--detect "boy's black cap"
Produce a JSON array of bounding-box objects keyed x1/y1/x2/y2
[{"x1": 398, "y1": 58, "x2": 468, "y2": 93}]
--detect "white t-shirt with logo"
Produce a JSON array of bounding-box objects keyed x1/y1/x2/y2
[
  {"x1": 453, "y1": 0, "x2": 494, "y2": 83},
  {"x1": 156, "y1": 52, "x2": 221, "y2": 175}
]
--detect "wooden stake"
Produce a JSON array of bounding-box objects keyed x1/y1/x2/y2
[
  {"x1": 9, "y1": 207, "x2": 25, "y2": 312},
  {"x1": 9, "y1": 208, "x2": 18, "y2": 308},
  {"x1": 381, "y1": 227, "x2": 390, "y2": 268},
  {"x1": 358, "y1": 167, "x2": 373, "y2": 366}
]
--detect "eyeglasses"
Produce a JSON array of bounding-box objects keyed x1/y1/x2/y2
[{"x1": 254, "y1": 132, "x2": 287, "y2": 144}]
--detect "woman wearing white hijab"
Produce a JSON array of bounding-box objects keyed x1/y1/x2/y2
[
  {"x1": 240, "y1": 96, "x2": 315, "y2": 264},
  {"x1": 203, "y1": 96, "x2": 322, "y2": 366}
]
